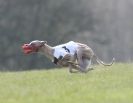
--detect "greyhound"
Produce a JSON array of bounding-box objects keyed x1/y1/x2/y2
[{"x1": 22, "y1": 40, "x2": 115, "y2": 73}]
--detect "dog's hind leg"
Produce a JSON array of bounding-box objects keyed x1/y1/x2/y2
[
  {"x1": 82, "y1": 59, "x2": 93, "y2": 72},
  {"x1": 86, "y1": 59, "x2": 93, "y2": 71}
]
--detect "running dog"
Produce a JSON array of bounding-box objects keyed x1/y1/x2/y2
[{"x1": 22, "y1": 40, "x2": 115, "y2": 73}]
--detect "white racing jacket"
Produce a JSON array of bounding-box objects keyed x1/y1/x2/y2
[{"x1": 53, "y1": 41, "x2": 78, "y2": 59}]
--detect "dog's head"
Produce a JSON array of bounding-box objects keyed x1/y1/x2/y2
[{"x1": 22, "y1": 40, "x2": 47, "y2": 54}]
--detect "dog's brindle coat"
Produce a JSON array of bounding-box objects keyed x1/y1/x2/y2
[{"x1": 22, "y1": 40, "x2": 114, "y2": 73}]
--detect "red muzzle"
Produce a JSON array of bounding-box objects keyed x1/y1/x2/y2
[{"x1": 22, "y1": 44, "x2": 33, "y2": 54}]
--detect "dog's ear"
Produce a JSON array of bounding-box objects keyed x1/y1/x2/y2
[
  {"x1": 40, "y1": 41, "x2": 47, "y2": 46},
  {"x1": 42, "y1": 41, "x2": 47, "y2": 44}
]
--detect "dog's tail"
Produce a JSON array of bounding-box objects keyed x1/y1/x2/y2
[{"x1": 93, "y1": 55, "x2": 115, "y2": 66}]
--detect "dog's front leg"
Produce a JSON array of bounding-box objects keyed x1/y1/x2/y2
[
  {"x1": 69, "y1": 64, "x2": 74, "y2": 73},
  {"x1": 68, "y1": 64, "x2": 79, "y2": 73}
]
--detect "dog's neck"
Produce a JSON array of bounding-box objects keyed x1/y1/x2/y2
[{"x1": 39, "y1": 44, "x2": 54, "y2": 60}]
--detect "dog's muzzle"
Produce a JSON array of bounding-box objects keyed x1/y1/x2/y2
[{"x1": 22, "y1": 44, "x2": 33, "y2": 54}]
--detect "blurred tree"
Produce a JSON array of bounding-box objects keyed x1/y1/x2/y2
[{"x1": 0, "y1": 0, "x2": 133, "y2": 70}]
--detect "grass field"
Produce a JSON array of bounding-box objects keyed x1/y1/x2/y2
[{"x1": 0, "y1": 63, "x2": 133, "y2": 103}]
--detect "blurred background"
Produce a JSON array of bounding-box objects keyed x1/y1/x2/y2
[{"x1": 0, "y1": 0, "x2": 133, "y2": 71}]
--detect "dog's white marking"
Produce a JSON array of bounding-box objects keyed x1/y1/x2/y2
[{"x1": 53, "y1": 41, "x2": 78, "y2": 59}]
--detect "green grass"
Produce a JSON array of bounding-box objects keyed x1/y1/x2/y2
[{"x1": 0, "y1": 63, "x2": 133, "y2": 103}]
